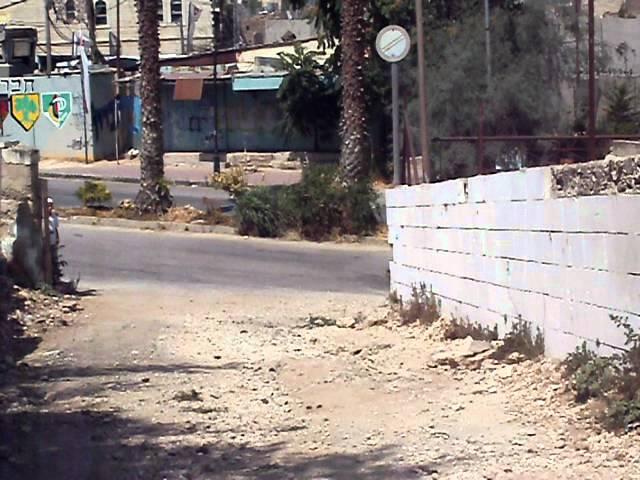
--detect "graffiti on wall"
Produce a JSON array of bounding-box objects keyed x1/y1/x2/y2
[
  {"x1": 91, "y1": 100, "x2": 116, "y2": 142},
  {"x1": 0, "y1": 96, "x2": 8, "y2": 135},
  {"x1": 11, "y1": 93, "x2": 40, "y2": 132},
  {"x1": 0, "y1": 91, "x2": 74, "y2": 132},
  {"x1": 0, "y1": 78, "x2": 35, "y2": 95},
  {"x1": 42, "y1": 93, "x2": 73, "y2": 128}
]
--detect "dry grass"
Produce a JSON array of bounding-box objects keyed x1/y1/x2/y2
[{"x1": 59, "y1": 206, "x2": 234, "y2": 227}]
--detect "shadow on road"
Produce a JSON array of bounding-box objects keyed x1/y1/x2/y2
[
  {"x1": 0, "y1": 359, "x2": 449, "y2": 480},
  {"x1": 0, "y1": 407, "x2": 439, "y2": 480}
]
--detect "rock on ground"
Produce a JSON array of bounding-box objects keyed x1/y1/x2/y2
[{"x1": 0, "y1": 286, "x2": 638, "y2": 480}]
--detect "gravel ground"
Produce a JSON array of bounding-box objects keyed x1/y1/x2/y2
[{"x1": 0, "y1": 286, "x2": 638, "y2": 480}]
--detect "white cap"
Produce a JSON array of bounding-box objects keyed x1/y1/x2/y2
[{"x1": 47, "y1": 197, "x2": 54, "y2": 204}]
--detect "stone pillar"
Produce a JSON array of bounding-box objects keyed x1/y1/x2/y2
[
  {"x1": 0, "y1": 143, "x2": 39, "y2": 201},
  {"x1": 0, "y1": 145, "x2": 43, "y2": 288}
]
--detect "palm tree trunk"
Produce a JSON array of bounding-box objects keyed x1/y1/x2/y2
[
  {"x1": 339, "y1": 0, "x2": 370, "y2": 183},
  {"x1": 135, "y1": 0, "x2": 172, "y2": 213}
]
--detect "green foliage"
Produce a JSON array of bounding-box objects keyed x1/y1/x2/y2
[
  {"x1": 604, "y1": 83, "x2": 640, "y2": 135},
  {"x1": 498, "y1": 316, "x2": 545, "y2": 360},
  {"x1": 447, "y1": 315, "x2": 499, "y2": 341},
  {"x1": 277, "y1": 45, "x2": 340, "y2": 150},
  {"x1": 415, "y1": 1, "x2": 578, "y2": 176},
  {"x1": 397, "y1": 284, "x2": 442, "y2": 326},
  {"x1": 210, "y1": 167, "x2": 248, "y2": 198},
  {"x1": 564, "y1": 342, "x2": 618, "y2": 403},
  {"x1": 291, "y1": 166, "x2": 344, "y2": 240},
  {"x1": 75, "y1": 181, "x2": 112, "y2": 207},
  {"x1": 234, "y1": 166, "x2": 379, "y2": 240},
  {"x1": 606, "y1": 398, "x2": 640, "y2": 431},
  {"x1": 235, "y1": 187, "x2": 287, "y2": 238},
  {"x1": 563, "y1": 316, "x2": 640, "y2": 431}
]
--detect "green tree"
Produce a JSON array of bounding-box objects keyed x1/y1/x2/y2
[
  {"x1": 135, "y1": 0, "x2": 173, "y2": 213},
  {"x1": 277, "y1": 45, "x2": 340, "y2": 151},
  {"x1": 605, "y1": 83, "x2": 640, "y2": 135},
  {"x1": 420, "y1": 0, "x2": 574, "y2": 176},
  {"x1": 338, "y1": 0, "x2": 371, "y2": 182}
]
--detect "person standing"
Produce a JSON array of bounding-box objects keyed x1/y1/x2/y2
[{"x1": 47, "y1": 197, "x2": 61, "y2": 284}]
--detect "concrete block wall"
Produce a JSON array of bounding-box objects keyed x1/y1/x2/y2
[
  {"x1": 386, "y1": 166, "x2": 640, "y2": 358},
  {"x1": 0, "y1": 144, "x2": 39, "y2": 200},
  {"x1": 0, "y1": 145, "x2": 44, "y2": 288}
]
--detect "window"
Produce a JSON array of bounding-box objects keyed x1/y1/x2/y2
[
  {"x1": 95, "y1": 0, "x2": 108, "y2": 26},
  {"x1": 158, "y1": 0, "x2": 164, "y2": 22},
  {"x1": 65, "y1": 0, "x2": 76, "y2": 20},
  {"x1": 170, "y1": 0, "x2": 182, "y2": 23},
  {"x1": 13, "y1": 39, "x2": 31, "y2": 57}
]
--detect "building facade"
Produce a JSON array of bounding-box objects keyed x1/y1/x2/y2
[
  {"x1": 0, "y1": 0, "x2": 214, "y2": 58},
  {"x1": 0, "y1": 70, "x2": 134, "y2": 160}
]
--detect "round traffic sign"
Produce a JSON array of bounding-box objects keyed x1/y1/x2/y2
[{"x1": 375, "y1": 25, "x2": 410, "y2": 63}]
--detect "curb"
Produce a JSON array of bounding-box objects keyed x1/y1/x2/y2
[
  {"x1": 42, "y1": 172, "x2": 211, "y2": 187},
  {"x1": 64, "y1": 215, "x2": 236, "y2": 235},
  {"x1": 62, "y1": 215, "x2": 390, "y2": 246}
]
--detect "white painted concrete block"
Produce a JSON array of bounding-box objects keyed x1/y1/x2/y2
[
  {"x1": 576, "y1": 195, "x2": 611, "y2": 233},
  {"x1": 416, "y1": 179, "x2": 468, "y2": 206},
  {"x1": 604, "y1": 233, "x2": 640, "y2": 275},
  {"x1": 466, "y1": 167, "x2": 550, "y2": 204},
  {"x1": 385, "y1": 188, "x2": 400, "y2": 208},
  {"x1": 608, "y1": 195, "x2": 640, "y2": 234},
  {"x1": 559, "y1": 198, "x2": 580, "y2": 233}
]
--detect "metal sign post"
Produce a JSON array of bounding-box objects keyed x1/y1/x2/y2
[{"x1": 376, "y1": 25, "x2": 410, "y2": 186}]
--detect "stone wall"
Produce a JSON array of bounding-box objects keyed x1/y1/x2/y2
[
  {"x1": 386, "y1": 155, "x2": 640, "y2": 358},
  {"x1": 0, "y1": 145, "x2": 44, "y2": 288}
]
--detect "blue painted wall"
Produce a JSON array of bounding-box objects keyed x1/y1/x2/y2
[
  {"x1": 0, "y1": 71, "x2": 134, "y2": 161},
  {"x1": 158, "y1": 80, "x2": 339, "y2": 153}
]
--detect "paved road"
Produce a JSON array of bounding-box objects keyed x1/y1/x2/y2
[
  {"x1": 61, "y1": 224, "x2": 390, "y2": 294},
  {"x1": 48, "y1": 178, "x2": 230, "y2": 210}
]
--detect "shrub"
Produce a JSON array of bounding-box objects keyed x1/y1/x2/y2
[
  {"x1": 563, "y1": 315, "x2": 640, "y2": 431},
  {"x1": 498, "y1": 316, "x2": 545, "y2": 360},
  {"x1": 447, "y1": 315, "x2": 499, "y2": 341},
  {"x1": 75, "y1": 181, "x2": 112, "y2": 207},
  {"x1": 233, "y1": 166, "x2": 379, "y2": 241},
  {"x1": 235, "y1": 187, "x2": 286, "y2": 238},
  {"x1": 397, "y1": 284, "x2": 442, "y2": 326},
  {"x1": 210, "y1": 167, "x2": 248, "y2": 198},
  {"x1": 292, "y1": 166, "x2": 344, "y2": 241},
  {"x1": 341, "y1": 180, "x2": 380, "y2": 236}
]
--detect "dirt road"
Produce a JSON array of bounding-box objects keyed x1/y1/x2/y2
[{"x1": 1, "y1": 284, "x2": 639, "y2": 480}]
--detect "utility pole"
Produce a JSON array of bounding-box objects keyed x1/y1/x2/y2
[
  {"x1": 587, "y1": 0, "x2": 596, "y2": 162},
  {"x1": 115, "y1": 0, "x2": 121, "y2": 162},
  {"x1": 211, "y1": 0, "x2": 220, "y2": 173},
  {"x1": 574, "y1": 0, "x2": 581, "y2": 126},
  {"x1": 480, "y1": 0, "x2": 490, "y2": 174},
  {"x1": 44, "y1": 0, "x2": 52, "y2": 74},
  {"x1": 484, "y1": 0, "x2": 491, "y2": 88},
  {"x1": 391, "y1": 62, "x2": 400, "y2": 185},
  {"x1": 414, "y1": 0, "x2": 430, "y2": 182}
]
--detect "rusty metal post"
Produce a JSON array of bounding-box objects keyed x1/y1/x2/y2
[
  {"x1": 587, "y1": 0, "x2": 596, "y2": 162},
  {"x1": 574, "y1": 0, "x2": 581, "y2": 126},
  {"x1": 414, "y1": 0, "x2": 431, "y2": 182},
  {"x1": 404, "y1": 109, "x2": 419, "y2": 184},
  {"x1": 40, "y1": 179, "x2": 52, "y2": 286},
  {"x1": 478, "y1": 101, "x2": 485, "y2": 174}
]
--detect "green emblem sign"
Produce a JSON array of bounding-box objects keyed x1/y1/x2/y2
[
  {"x1": 11, "y1": 93, "x2": 40, "y2": 131},
  {"x1": 42, "y1": 92, "x2": 73, "y2": 128}
]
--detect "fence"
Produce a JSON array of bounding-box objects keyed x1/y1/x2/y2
[
  {"x1": 398, "y1": 0, "x2": 640, "y2": 185},
  {"x1": 386, "y1": 155, "x2": 640, "y2": 357}
]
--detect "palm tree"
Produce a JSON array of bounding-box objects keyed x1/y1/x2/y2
[
  {"x1": 339, "y1": 0, "x2": 370, "y2": 183},
  {"x1": 135, "y1": 0, "x2": 173, "y2": 213}
]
